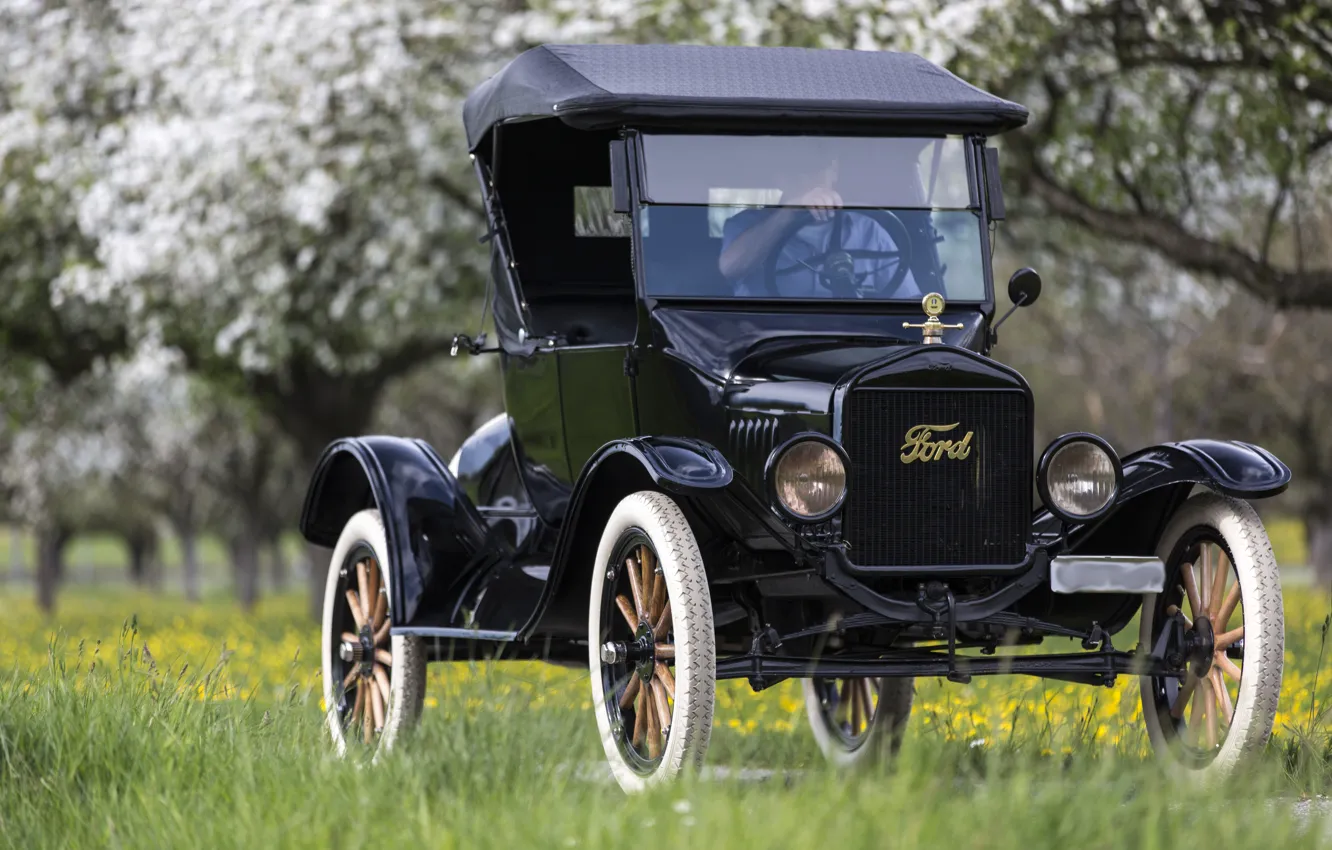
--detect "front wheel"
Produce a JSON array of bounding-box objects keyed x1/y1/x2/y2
[
  {"x1": 588, "y1": 491, "x2": 716, "y2": 793},
  {"x1": 1139, "y1": 493, "x2": 1283, "y2": 778},
  {"x1": 803, "y1": 677, "x2": 914, "y2": 767},
  {"x1": 321, "y1": 509, "x2": 427, "y2": 758}
]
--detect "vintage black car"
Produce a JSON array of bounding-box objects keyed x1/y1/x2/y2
[{"x1": 299, "y1": 43, "x2": 1290, "y2": 789}]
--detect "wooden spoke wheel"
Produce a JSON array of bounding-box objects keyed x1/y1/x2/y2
[
  {"x1": 589, "y1": 492, "x2": 715, "y2": 793},
  {"x1": 1140, "y1": 494, "x2": 1283, "y2": 777},
  {"x1": 321, "y1": 509, "x2": 426, "y2": 758},
  {"x1": 803, "y1": 676, "x2": 913, "y2": 766}
]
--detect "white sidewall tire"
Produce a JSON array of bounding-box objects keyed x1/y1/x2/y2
[
  {"x1": 321, "y1": 508, "x2": 427, "y2": 759},
  {"x1": 801, "y1": 677, "x2": 914, "y2": 768},
  {"x1": 588, "y1": 491, "x2": 716, "y2": 793},
  {"x1": 1139, "y1": 492, "x2": 1283, "y2": 779}
]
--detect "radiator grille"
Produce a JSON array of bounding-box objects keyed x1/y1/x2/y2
[{"x1": 841, "y1": 389, "x2": 1031, "y2": 567}]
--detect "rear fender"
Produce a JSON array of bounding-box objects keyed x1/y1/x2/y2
[
  {"x1": 517, "y1": 437, "x2": 789, "y2": 639},
  {"x1": 300, "y1": 436, "x2": 492, "y2": 624}
]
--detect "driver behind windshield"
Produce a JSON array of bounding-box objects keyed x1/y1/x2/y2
[{"x1": 717, "y1": 156, "x2": 920, "y2": 299}]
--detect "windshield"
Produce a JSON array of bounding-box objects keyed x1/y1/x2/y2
[{"x1": 638, "y1": 135, "x2": 987, "y2": 302}]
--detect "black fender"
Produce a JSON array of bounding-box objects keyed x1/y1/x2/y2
[
  {"x1": 300, "y1": 436, "x2": 492, "y2": 625},
  {"x1": 1035, "y1": 439, "x2": 1289, "y2": 636},
  {"x1": 517, "y1": 436, "x2": 788, "y2": 639}
]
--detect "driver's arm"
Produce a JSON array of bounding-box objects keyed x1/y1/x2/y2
[{"x1": 718, "y1": 188, "x2": 842, "y2": 280}]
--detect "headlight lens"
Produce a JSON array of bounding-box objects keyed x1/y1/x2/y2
[
  {"x1": 1045, "y1": 440, "x2": 1118, "y2": 518},
  {"x1": 773, "y1": 440, "x2": 847, "y2": 519}
]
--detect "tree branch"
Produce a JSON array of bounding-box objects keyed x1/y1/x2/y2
[{"x1": 1025, "y1": 160, "x2": 1332, "y2": 308}]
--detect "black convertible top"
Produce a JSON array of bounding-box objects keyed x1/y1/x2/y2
[{"x1": 463, "y1": 43, "x2": 1028, "y2": 149}]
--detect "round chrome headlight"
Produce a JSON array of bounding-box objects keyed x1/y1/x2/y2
[
  {"x1": 1038, "y1": 435, "x2": 1121, "y2": 522},
  {"x1": 769, "y1": 437, "x2": 848, "y2": 521}
]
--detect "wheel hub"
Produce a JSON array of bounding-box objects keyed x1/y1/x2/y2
[
  {"x1": 1185, "y1": 614, "x2": 1215, "y2": 678},
  {"x1": 600, "y1": 623, "x2": 657, "y2": 680}
]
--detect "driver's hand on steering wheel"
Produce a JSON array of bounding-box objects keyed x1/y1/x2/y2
[{"x1": 792, "y1": 187, "x2": 843, "y2": 222}]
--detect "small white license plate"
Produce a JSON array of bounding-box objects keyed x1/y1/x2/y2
[{"x1": 1050, "y1": 556, "x2": 1165, "y2": 594}]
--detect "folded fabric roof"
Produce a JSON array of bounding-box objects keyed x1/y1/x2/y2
[{"x1": 463, "y1": 43, "x2": 1029, "y2": 149}]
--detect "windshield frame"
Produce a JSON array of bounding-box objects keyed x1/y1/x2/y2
[{"x1": 626, "y1": 131, "x2": 995, "y2": 309}]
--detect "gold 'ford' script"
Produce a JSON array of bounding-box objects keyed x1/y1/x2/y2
[{"x1": 899, "y1": 422, "x2": 975, "y2": 464}]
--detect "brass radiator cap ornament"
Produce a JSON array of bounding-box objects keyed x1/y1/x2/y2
[{"x1": 903, "y1": 292, "x2": 963, "y2": 344}]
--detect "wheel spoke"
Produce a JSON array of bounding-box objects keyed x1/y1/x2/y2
[
  {"x1": 836, "y1": 679, "x2": 852, "y2": 725},
  {"x1": 619, "y1": 673, "x2": 641, "y2": 710},
  {"x1": 341, "y1": 665, "x2": 358, "y2": 690},
  {"x1": 375, "y1": 648, "x2": 392, "y2": 666},
  {"x1": 645, "y1": 686, "x2": 662, "y2": 759},
  {"x1": 341, "y1": 630, "x2": 358, "y2": 643},
  {"x1": 1188, "y1": 676, "x2": 1206, "y2": 745},
  {"x1": 650, "y1": 678, "x2": 672, "y2": 733},
  {"x1": 352, "y1": 681, "x2": 365, "y2": 727},
  {"x1": 373, "y1": 619, "x2": 390, "y2": 647},
  {"x1": 1181, "y1": 562, "x2": 1202, "y2": 620},
  {"x1": 615, "y1": 594, "x2": 639, "y2": 629},
  {"x1": 371, "y1": 589, "x2": 388, "y2": 630},
  {"x1": 373, "y1": 664, "x2": 391, "y2": 712},
  {"x1": 1211, "y1": 667, "x2": 1234, "y2": 725},
  {"x1": 862, "y1": 679, "x2": 877, "y2": 722},
  {"x1": 654, "y1": 643, "x2": 675, "y2": 659},
  {"x1": 370, "y1": 677, "x2": 386, "y2": 732},
  {"x1": 363, "y1": 687, "x2": 374, "y2": 743},
  {"x1": 1216, "y1": 653, "x2": 1242, "y2": 681},
  {"x1": 626, "y1": 557, "x2": 646, "y2": 619},
  {"x1": 653, "y1": 601, "x2": 672, "y2": 637},
  {"x1": 1216, "y1": 583, "x2": 1242, "y2": 631},
  {"x1": 1216, "y1": 626, "x2": 1245, "y2": 650},
  {"x1": 651, "y1": 571, "x2": 666, "y2": 622},
  {"x1": 1200, "y1": 546, "x2": 1213, "y2": 614},
  {"x1": 639, "y1": 546, "x2": 655, "y2": 615},
  {"x1": 1211, "y1": 548, "x2": 1228, "y2": 617},
  {"x1": 1203, "y1": 677, "x2": 1218, "y2": 749},
  {"x1": 632, "y1": 688, "x2": 646, "y2": 747},
  {"x1": 655, "y1": 662, "x2": 676, "y2": 699},
  {"x1": 366, "y1": 559, "x2": 379, "y2": 615},
  {"x1": 357, "y1": 560, "x2": 372, "y2": 621},
  {"x1": 1171, "y1": 672, "x2": 1198, "y2": 719},
  {"x1": 346, "y1": 590, "x2": 366, "y2": 629}
]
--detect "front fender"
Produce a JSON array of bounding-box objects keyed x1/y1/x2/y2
[
  {"x1": 1045, "y1": 438, "x2": 1290, "y2": 557},
  {"x1": 519, "y1": 436, "x2": 791, "y2": 639},
  {"x1": 1119, "y1": 439, "x2": 1290, "y2": 501},
  {"x1": 300, "y1": 436, "x2": 491, "y2": 624}
]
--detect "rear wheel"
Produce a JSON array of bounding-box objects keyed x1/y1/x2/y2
[
  {"x1": 321, "y1": 509, "x2": 427, "y2": 758},
  {"x1": 1140, "y1": 493, "x2": 1283, "y2": 778},
  {"x1": 803, "y1": 677, "x2": 913, "y2": 766},
  {"x1": 588, "y1": 491, "x2": 716, "y2": 793}
]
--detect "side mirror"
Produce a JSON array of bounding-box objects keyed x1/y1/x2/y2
[{"x1": 1007, "y1": 267, "x2": 1042, "y2": 307}]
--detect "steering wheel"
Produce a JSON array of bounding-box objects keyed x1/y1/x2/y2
[{"x1": 762, "y1": 209, "x2": 914, "y2": 298}]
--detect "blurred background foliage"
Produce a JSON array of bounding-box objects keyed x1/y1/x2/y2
[{"x1": 1, "y1": 0, "x2": 1330, "y2": 616}]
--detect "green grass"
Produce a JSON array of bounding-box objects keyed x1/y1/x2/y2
[{"x1": 0, "y1": 638, "x2": 1327, "y2": 850}]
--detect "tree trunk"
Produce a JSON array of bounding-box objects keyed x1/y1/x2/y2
[
  {"x1": 230, "y1": 535, "x2": 261, "y2": 612},
  {"x1": 9, "y1": 526, "x2": 23, "y2": 581},
  {"x1": 127, "y1": 533, "x2": 149, "y2": 586},
  {"x1": 1309, "y1": 512, "x2": 1332, "y2": 586},
  {"x1": 307, "y1": 540, "x2": 331, "y2": 620},
  {"x1": 36, "y1": 525, "x2": 68, "y2": 614},
  {"x1": 175, "y1": 524, "x2": 202, "y2": 602},
  {"x1": 268, "y1": 538, "x2": 288, "y2": 593}
]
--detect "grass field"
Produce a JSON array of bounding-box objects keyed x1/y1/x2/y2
[{"x1": 3, "y1": 582, "x2": 1332, "y2": 848}]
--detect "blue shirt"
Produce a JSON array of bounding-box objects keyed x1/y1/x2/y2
[{"x1": 720, "y1": 209, "x2": 920, "y2": 298}]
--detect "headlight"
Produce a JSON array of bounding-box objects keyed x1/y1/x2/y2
[
  {"x1": 1037, "y1": 434, "x2": 1121, "y2": 522},
  {"x1": 768, "y1": 437, "x2": 848, "y2": 521}
]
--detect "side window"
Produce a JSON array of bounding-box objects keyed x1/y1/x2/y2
[{"x1": 574, "y1": 186, "x2": 632, "y2": 237}]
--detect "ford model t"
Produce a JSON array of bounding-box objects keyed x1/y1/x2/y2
[{"x1": 299, "y1": 44, "x2": 1289, "y2": 790}]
